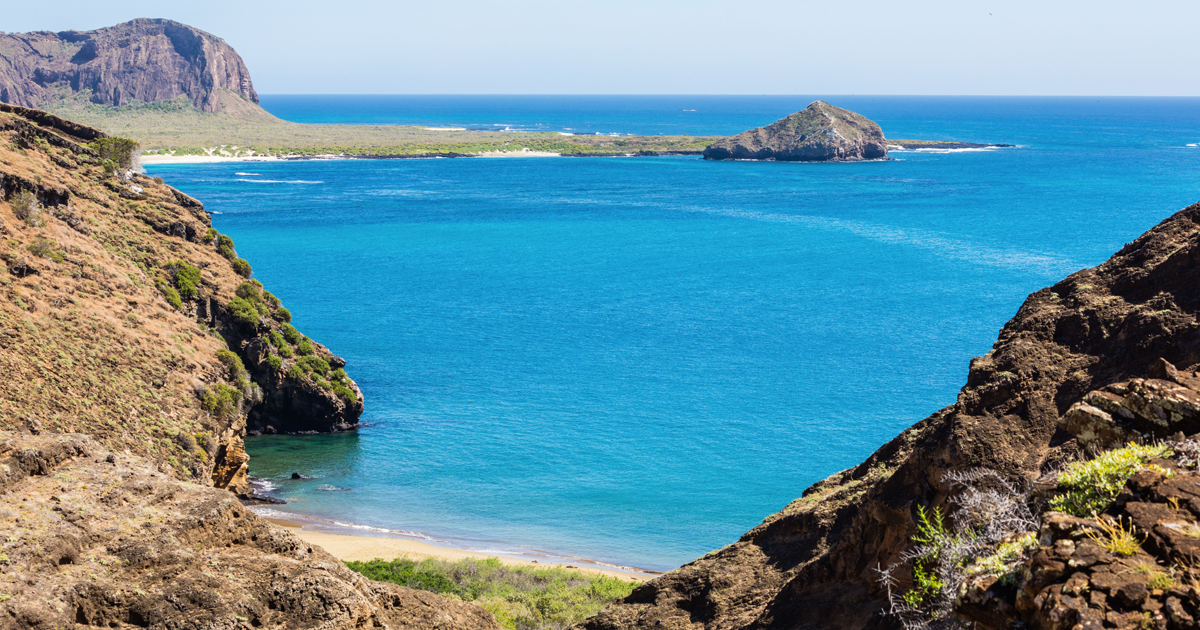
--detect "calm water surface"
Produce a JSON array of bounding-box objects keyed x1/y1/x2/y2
[{"x1": 148, "y1": 96, "x2": 1200, "y2": 570}]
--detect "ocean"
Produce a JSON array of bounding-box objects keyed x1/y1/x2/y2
[{"x1": 146, "y1": 96, "x2": 1200, "y2": 572}]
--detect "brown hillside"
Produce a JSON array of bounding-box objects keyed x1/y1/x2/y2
[{"x1": 0, "y1": 105, "x2": 497, "y2": 629}]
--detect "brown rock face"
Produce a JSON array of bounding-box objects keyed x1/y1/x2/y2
[
  {"x1": 0, "y1": 18, "x2": 257, "y2": 113},
  {"x1": 0, "y1": 432, "x2": 500, "y2": 630},
  {"x1": 1060, "y1": 359, "x2": 1200, "y2": 451},
  {"x1": 584, "y1": 203, "x2": 1200, "y2": 630},
  {"x1": 702, "y1": 101, "x2": 889, "y2": 162}
]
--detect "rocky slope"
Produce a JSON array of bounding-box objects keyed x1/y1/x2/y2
[
  {"x1": 0, "y1": 105, "x2": 494, "y2": 628},
  {"x1": 702, "y1": 101, "x2": 889, "y2": 162},
  {"x1": 582, "y1": 201, "x2": 1200, "y2": 629},
  {"x1": 0, "y1": 19, "x2": 257, "y2": 113}
]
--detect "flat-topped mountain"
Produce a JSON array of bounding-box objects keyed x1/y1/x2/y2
[
  {"x1": 0, "y1": 18, "x2": 257, "y2": 113},
  {"x1": 703, "y1": 101, "x2": 889, "y2": 162}
]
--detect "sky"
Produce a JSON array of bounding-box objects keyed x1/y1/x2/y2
[{"x1": 6, "y1": 0, "x2": 1200, "y2": 95}]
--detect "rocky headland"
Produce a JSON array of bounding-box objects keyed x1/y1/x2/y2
[
  {"x1": 0, "y1": 104, "x2": 500, "y2": 628},
  {"x1": 702, "y1": 101, "x2": 890, "y2": 162},
  {"x1": 0, "y1": 19, "x2": 257, "y2": 113}
]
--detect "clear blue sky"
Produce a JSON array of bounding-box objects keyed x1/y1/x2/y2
[{"x1": 7, "y1": 0, "x2": 1199, "y2": 95}]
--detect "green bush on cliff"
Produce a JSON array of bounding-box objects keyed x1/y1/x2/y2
[
  {"x1": 286, "y1": 364, "x2": 305, "y2": 380},
  {"x1": 266, "y1": 354, "x2": 283, "y2": 372},
  {"x1": 345, "y1": 557, "x2": 637, "y2": 630},
  {"x1": 228, "y1": 297, "x2": 260, "y2": 328},
  {"x1": 236, "y1": 282, "x2": 262, "y2": 302},
  {"x1": 275, "y1": 306, "x2": 292, "y2": 323},
  {"x1": 297, "y1": 356, "x2": 330, "y2": 377},
  {"x1": 281, "y1": 323, "x2": 302, "y2": 345},
  {"x1": 231, "y1": 258, "x2": 252, "y2": 278},
  {"x1": 201, "y1": 383, "x2": 240, "y2": 421},
  {"x1": 203, "y1": 228, "x2": 218, "y2": 244},
  {"x1": 333, "y1": 383, "x2": 356, "y2": 403},
  {"x1": 169, "y1": 260, "x2": 202, "y2": 299},
  {"x1": 156, "y1": 278, "x2": 183, "y2": 310},
  {"x1": 1050, "y1": 443, "x2": 1173, "y2": 517},
  {"x1": 89, "y1": 137, "x2": 139, "y2": 171},
  {"x1": 296, "y1": 339, "x2": 315, "y2": 356},
  {"x1": 216, "y1": 349, "x2": 246, "y2": 380}
]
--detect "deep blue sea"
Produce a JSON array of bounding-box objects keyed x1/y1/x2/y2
[{"x1": 147, "y1": 96, "x2": 1200, "y2": 571}]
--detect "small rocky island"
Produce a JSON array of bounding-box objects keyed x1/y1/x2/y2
[{"x1": 703, "y1": 101, "x2": 889, "y2": 162}]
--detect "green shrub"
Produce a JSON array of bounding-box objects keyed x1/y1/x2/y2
[
  {"x1": 203, "y1": 228, "x2": 218, "y2": 244},
  {"x1": 227, "y1": 297, "x2": 260, "y2": 328},
  {"x1": 9, "y1": 190, "x2": 43, "y2": 226},
  {"x1": 216, "y1": 349, "x2": 246, "y2": 380},
  {"x1": 278, "y1": 344, "x2": 294, "y2": 359},
  {"x1": 201, "y1": 383, "x2": 240, "y2": 421},
  {"x1": 297, "y1": 355, "x2": 330, "y2": 377},
  {"x1": 281, "y1": 323, "x2": 302, "y2": 344},
  {"x1": 316, "y1": 378, "x2": 333, "y2": 391},
  {"x1": 235, "y1": 282, "x2": 262, "y2": 302},
  {"x1": 27, "y1": 237, "x2": 64, "y2": 262},
  {"x1": 156, "y1": 279, "x2": 183, "y2": 309},
  {"x1": 170, "y1": 260, "x2": 202, "y2": 299},
  {"x1": 268, "y1": 330, "x2": 286, "y2": 348},
  {"x1": 275, "y1": 306, "x2": 292, "y2": 323},
  {"x1": 286, "y1": 364, "x2": 305, "y2": 380},
  {"x1": 333, "y1": 383, "x2": 357, "y2": 403},
  {"x1": 345, "y1": 557, "x2": 637, "y2": 630},
  {"x1": 231, "y1": 258, "x2": 252, "y2": 278},
  {"x1": 267, "y1": 355, "x2": 283, "y2": 372},
  {"x1": 89, "y1": 137, "x2": 139, "y2": 170},
  {"x1": 1050, "y1": 443, "x2": 1173, "y2": 517},
  {"x1": 263, "y1": 291, "x2": 281, "y2": 307},
  {"x1": 297, "y1": 339, "x2": 314, "y2": 356}
]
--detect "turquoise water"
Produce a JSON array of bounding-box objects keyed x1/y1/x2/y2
[{"x1": 148, "y1": 96, "x2": 1200, "y2": 571}]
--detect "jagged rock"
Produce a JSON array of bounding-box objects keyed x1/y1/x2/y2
[
  {"x1": 0, "y1": 19, "x2": 257, "y2": 113},
  {"x1": 702, "y1": 101, "x2": 888, "y2": 162},
  {"x1": 1059, "y1": 359, "x2": 1200, "y2": 450}
]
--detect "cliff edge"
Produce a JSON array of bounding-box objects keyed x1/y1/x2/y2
[
  {"x1": 702, "y1": 101, "x2": 889, "y2": 162},
  {"x1": 0, "y1": 18, "x2": 257, "y2": 114},
  {"x1": 0, "y1": 106, "x2": 496, "y2": 629}
]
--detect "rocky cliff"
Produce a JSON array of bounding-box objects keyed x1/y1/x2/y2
[
  {"x1": 702, "y1": 101, "x2": 889, "y2": 162},
  {"x1": 583, "y1": 202, "x2": 1200, "y2": 630},
  {"x1": 0, "y1": 105, "x2": 494, "y2": 628},
  {"x1": 0, "y1": 19, "x2": 257, "y2": 113}
]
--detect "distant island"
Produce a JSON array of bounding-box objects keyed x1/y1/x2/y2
[
  {"x1": 0, "y1": 20, "x2": 1007, "y2": 161},
  {"x1": 702, "y1": 101, "x2": 889, "y2": 162}
]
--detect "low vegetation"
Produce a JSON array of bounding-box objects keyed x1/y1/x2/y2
[
  {"x1": 1048, "y1": 442, "x2": 1173, "y2": 517},
  {"x1": 40, "y1": 93, "x2": 718, "y2": 157},
  {"x1": 345, "y1": 557, "x2": 638, "y2": 630}
]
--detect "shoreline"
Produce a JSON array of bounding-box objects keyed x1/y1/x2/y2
[{"x1": 250, "y1": 507, "x2": 659, "y2": 582}]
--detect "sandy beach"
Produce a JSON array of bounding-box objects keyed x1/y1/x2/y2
[
  {"x1": 139, "y1": 153, "x2": 285, "y2": 165},
  {"x1": 266, "y1": 518, "x2": 654, "y2": 582}
]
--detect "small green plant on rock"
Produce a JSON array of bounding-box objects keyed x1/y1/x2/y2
[
  {"x1": 1050, "y1": 443, "x2": 1173, "y2": 517},
  {"x1": 156, "y1": 279, "x2": 183, "y2": 310},
  {"x1": 1086, "y1": 516, "x2": 1143, "y2": 557},
  {"x1": 169, "y1": 260, "x2": 201, "y2": 299}
]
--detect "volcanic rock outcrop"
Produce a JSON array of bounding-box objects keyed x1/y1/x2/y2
[
  {"x1": 583, "y1": 201, "x2": 1200, "y2": 630},
  {"x1": 0, "y1": 18, "x2": 257, "y2": 113},
  {"x1": 702, "y1": 101, "x2": 889, "y2": 162}
]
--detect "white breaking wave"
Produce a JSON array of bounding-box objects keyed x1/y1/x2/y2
[
  {"x1": 235, "y1": 172, "x2": 262, "y2": 175},
  {"x1": 237, "y1": 179, "x2": 324, "y2": 184}
]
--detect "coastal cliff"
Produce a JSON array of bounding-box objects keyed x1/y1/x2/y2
[
  {"x1": 0, "y1": 105, "x2": 496, "y2": 628},
  {"x1": 582, "y1": 203, "x2": 1200, "y2": 629},
  {"x1": 702, "y1": 101, "x2": 889, "y2": 162},
  {"x1": 0, "y1": 19, "x2": 257, "y2": 114}
]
